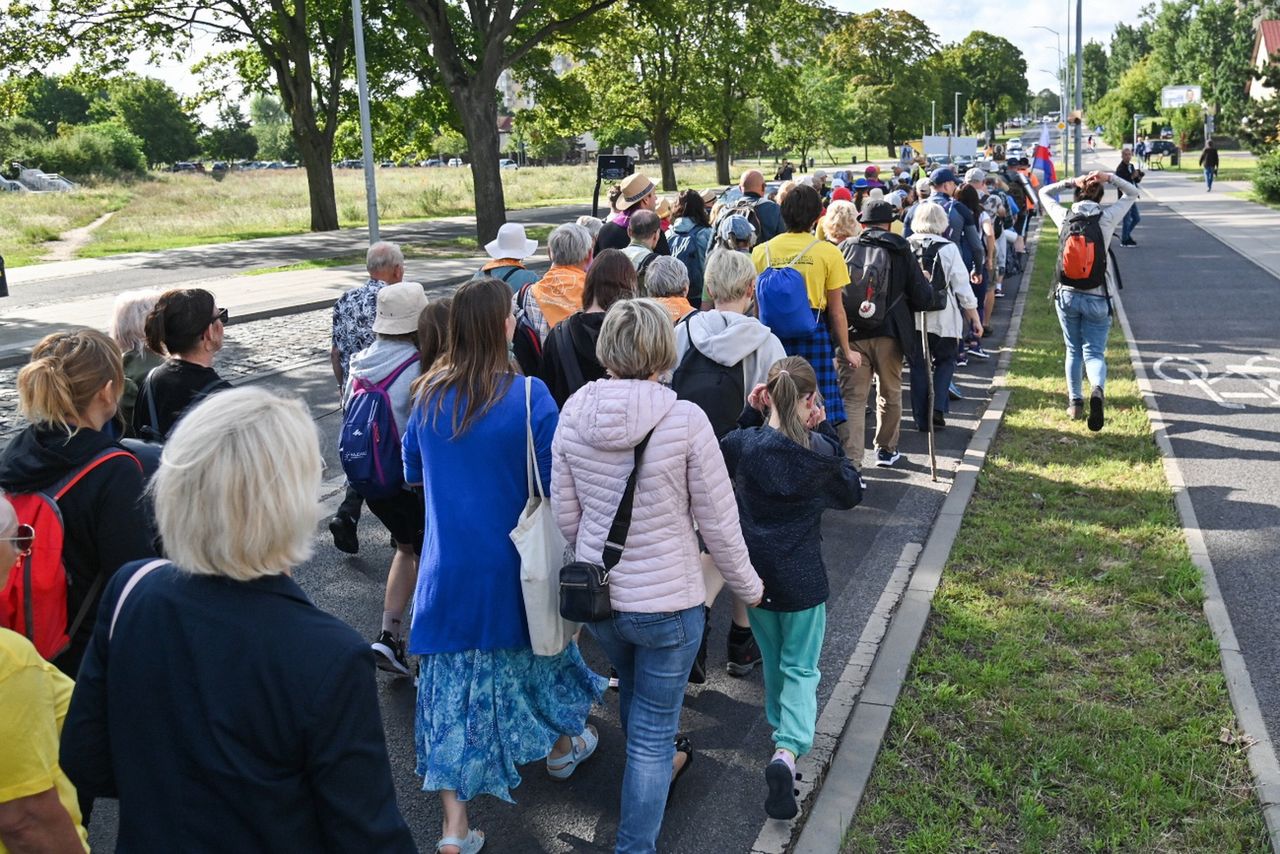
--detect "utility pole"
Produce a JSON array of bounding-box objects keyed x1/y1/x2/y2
[
  {"x1": 352, "y1": 0, "x2": 379, "y2": 243},
  {"x1": 1073, "y1": 0, "x2": 1083, "y2": 176},
  {"x1": 931, "y1": 100, "x2": 936, "y2": 136},
  {"x1": 954, "y1": 91, "x2": 961, "y2": 139}
]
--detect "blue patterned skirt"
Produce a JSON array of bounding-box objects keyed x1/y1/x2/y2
[
  {"x1": 777, "y1": 323, "x2": 847, "y2": 425},
  {"x1": 415, "y1": 641, "x2": 607, "y2": 802}
]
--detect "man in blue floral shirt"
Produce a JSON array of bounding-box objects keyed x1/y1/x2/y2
[{"x1": 328, "y1": 241, "x2": 405, "y2": 553}]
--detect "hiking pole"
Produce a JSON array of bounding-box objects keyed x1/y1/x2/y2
[{"x1": 922, "y1": 315, "x2": 937, "y2": 482}]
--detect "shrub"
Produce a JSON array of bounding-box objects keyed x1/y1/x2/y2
[
  {"x1": 1254, "y1": 149, "x2": 1280, "y2": 205},
  {"x1": 20, "y1": 121, "x2": 146, "y2": 178}
]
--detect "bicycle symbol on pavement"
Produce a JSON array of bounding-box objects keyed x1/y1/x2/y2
[{"x1": 1152, "y1": 355, "x2": 1280, "y2": 409}]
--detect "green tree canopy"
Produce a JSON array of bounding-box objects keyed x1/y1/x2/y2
[
  {"x1": 201, "y1": 104, "x2": 257, "y2": 161},
  {"x1": 91, "y1": 75, "x2": 197, "y2": 165}
]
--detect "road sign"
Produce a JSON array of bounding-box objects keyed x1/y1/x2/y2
[
  {"x1": 1161, "y1": 85, "x2": 1202, "y2": 109},
  {"x1": 1056, "y1": 121, "x2": 1066, "y2": 130}
]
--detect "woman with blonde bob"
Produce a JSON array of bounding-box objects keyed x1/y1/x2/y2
[
  {"x1": 0, "y1": 330, "x2": 154, "y2": 676},
  {"x1": 553, "y1": 298, "x2": 764, "y2": 853},
  {"x1": 819, "y1": 199, "x2": 860, "y2": 245},
  {"x1": 61, "y1": 387, "x2": 416, "y2": 852}
]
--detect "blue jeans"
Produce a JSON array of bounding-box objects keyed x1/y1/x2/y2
[
  {"x1": 587, "y1": 606, "x2": 703, "y2": 854},
  {"x1": 1055, "y1": 289, "x2": 1111, "y2": 400},
  {"x1": 1205, "y1": 168, "x2": 1215, "y2": 190},
  {"x1": 909, "y1": 333, "x2": 959, "y2": 425},
  {"x1": 1121, "y1": 204, "x2": 1140, "y2": 242}
]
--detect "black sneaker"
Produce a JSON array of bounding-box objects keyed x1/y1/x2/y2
[
  {"x1": 371, "y1": 631, "x2": 412, "y2": 677},
  {"x1": 932, "y1": 411, "x2": 946, "y2": 428},
  {"x1": 875, "y1": 448, "x2": 901, "y2": 467},
  {"x1": 968, "y1": 344, "x2": 991, "y2": 359},
  {"x1": 726, "y1": 625, "x2": 761, "y2": 677},
  {"x1": 764, "y1": 759, "x2": 798, "y2": 820},
  {"x1": 1121, "y1": 238, "x2": 1137, "y2": 247},
  {"x1": 1088, "y1": 385, "x2": 1105, "y2": 432},
  {"x1": 328, "y1": 512, "x2": 359, "y2": 554}
]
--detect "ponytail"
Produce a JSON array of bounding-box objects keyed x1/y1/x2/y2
[
  {"x1": 145, "y1": 288, "x2": 216, "y2": 356},
  {"x1": 765, "y1": 356, "x2": 818, "y2": 447},
  {"x1": 17, "y1": 330, "x2": 124, "y2": 435}
]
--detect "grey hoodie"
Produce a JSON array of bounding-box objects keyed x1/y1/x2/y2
[
  {"x1": 343, "y1": 339, "x2": 421, "y2": 436},
  {"x1": 674, "y1": 310, "x2": 788, "y2": 395}
]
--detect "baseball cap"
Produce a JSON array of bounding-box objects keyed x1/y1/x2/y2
[
  {"x1": 853, "y1": 177, "x2": 871, "y2": 190},
  {"x1": 717, "y1": 214, "x2": 756, "y2": 244},
  {"x1": 964, "y1": 167, "x2": 987, "y2": 184},
  {"x1": 929, "y1": 167, "x2": 958, "y2": 186}
]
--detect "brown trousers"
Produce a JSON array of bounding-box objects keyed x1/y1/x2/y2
[{"x1": 837, "y1": 336, "x2": 903, "y2": 469}]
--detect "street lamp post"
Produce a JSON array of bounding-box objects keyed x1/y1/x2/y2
[
  {"x1": 931, "y1": 100, "x2": 936, "y2": 136},
  {"x1": 954, "y1": 91, "x2": 961, "y2": 137},
  {"x1": 1073, "y1": 0, "x2": 1083, "y2": 175},
  {"x1": 352, "y1": 0, "x2": 379, "y2": 243},
  {"x1": 1034, "y1": 24, "x2": 1068, "y2": 177}
]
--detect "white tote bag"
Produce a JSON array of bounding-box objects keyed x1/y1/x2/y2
[{"x1": 510, "y1": 377, "x2": 578, "y2": 656}]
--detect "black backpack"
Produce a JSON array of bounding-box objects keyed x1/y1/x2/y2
[
  {"x1": 715, "y1": 196, "x2": 764, "y2": 241},
  {"x1": 912, "y1": 241, "x2": 950, "y2": 312},
  {"x1": 1056, "y1": 210, "x2": 1107, "y2": 290},
  {"x1": 671, "y1": 315, "x2": 746, "y2": 439},
  {"x1": 511, "y1": 281, "x2": 543, "y2": 376},
  {"x1": 841, "y1": 238, "x2": 902, "y2": 332}
]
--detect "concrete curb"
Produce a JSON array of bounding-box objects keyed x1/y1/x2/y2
[
  {"x1": 1112, "y1": 288, "x2": 1280, "y2": 853},
  {"x1": 786, "y1": 228, "x2": 1041, "y2": 853}
]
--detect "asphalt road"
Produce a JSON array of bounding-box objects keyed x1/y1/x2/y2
[
  {"x1": 73, "y1": 245, "x2": 1032, "y2": 851},
  {"x1": 4, "y1": 204, "x2": 590, "y2": 310},
  {"x1": 1112, "y1": 203, "x2": 1280, "y2": 747}
]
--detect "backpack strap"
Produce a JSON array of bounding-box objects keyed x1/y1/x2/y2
[
  {"x1": 143, "y1": 366, "x2": 163, "y2": 440},
  {"x1": 637, "y1": 252, "x2": 657, "y2": 278},
  {"x1": 555, "y1": 319, "x2": 587, "y2": 392},
  {"x1": 108, "y1": 559, "x2": 171, "y2": 641},
  {"x1": 49, "y1": 449, "x2": 141, "y2": 501},
  {"x1": 373, "y1": 353, "x2": 420, "y2": 392},
  {"x1": 785, "y1": 238, "x2": 823, "y2": 270},
  {"x1": 495, "y1": 265, "x2": 523, "y2": 284},
  {"x1": 515, "y1": 280, "x2": 535, "y2": 312}
]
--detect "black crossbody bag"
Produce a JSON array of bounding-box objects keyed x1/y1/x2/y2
[{"x1": 559, "y1": 428, "x2": 655, "y2": 623}]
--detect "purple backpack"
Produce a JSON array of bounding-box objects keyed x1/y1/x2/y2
[{"x1": 338, "y1": 354, "x2": 418, "y2": 499}]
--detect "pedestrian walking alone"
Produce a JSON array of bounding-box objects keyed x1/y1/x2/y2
[
  {"x1": 1199, "y1": 138, "x2": 1220, "y2": 191},
  {"x1": 1116, "y1": 147, "x2": 1144, "y2": 247},
  {"x1": 1039, "y1": 171, "x2": 1140, "y2": 431},
  {"x1": 406, "y1": 276, "x2": 605, "y2": 854},
  {"x1": 721, "y1": 356, "x2": 861, "y2": 820}
]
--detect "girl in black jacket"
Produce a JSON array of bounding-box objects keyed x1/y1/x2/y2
[{"x1": 720, "y1": 356, "x2": 862, "y2": 822}]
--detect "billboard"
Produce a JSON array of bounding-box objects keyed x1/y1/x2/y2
[{"x1": 1161, "y1": 85, "x2": 1203, "y2": 109}]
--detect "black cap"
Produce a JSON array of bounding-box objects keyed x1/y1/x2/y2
[{"x1": 858, "y1": 200, "x2": 896, "y2": 224}]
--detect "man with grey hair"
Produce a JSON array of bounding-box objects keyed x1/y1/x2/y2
[
  {"x1": 328, "y1": 240, "x2": 405, "y2": 554},
  {"x1": 518, "y1": 222, "x2": 593, "y2": 344},
  {"x1": 643, "y1": 256, "x2": 695, "y2": 321},
  {"x1": 622, "y1": 210, "x2": 662, "y2": 291}
]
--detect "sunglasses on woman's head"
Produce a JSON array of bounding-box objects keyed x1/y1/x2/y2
[{"x1": 0, "y1": 524, "x2": 34, "y2": 554}]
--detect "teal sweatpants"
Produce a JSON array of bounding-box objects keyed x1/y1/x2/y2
[{"x1": 747, "y1": 604, "x2": 826, "y2": 758}]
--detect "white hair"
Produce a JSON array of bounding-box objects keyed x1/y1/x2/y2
[
  {"x1": 643, "y1": 256, "x2": 689, "y2": 297},
  {"x1": 574, "y1": 215, "x2": 604, "y2": 238},
  {"x1": 366, "y1": 241, "x2": 404, "y2": 275},
  {"x1": 152, "y1": 387, "x2": 322, "y2": 581},
  {"x1": 703, "y1": 249, "x2": 756, "y2": 303},
  {"x1": 912, "y1": 201, "x2": 951, "y2": 236},
  {"x1": 548, "y1": 223, "x2": 593, "y2": 266},
  {"x1": 109, "y1": 289, "x2": 162, "y2": 354}
]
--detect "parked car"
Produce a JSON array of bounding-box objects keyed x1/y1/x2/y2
[
  {"x1": 498, "y1": 158, "x2": 519, "y2": 170},
  {"x1": 1160, "y1": 127, "x2": 1174, "y2": 140},
  {"x1": 1006, "y1": 139, "x2": 1023, "y2": 153},
  {"x1": 423, "y1": 158, "x2": 442, "y2": 167},
  {"x1": 380, "y1": 160, "x2": 395, "y2": 168},
  {"x1": 171, "y1": 162, "x2": 198, "y2": 173},
  {"x1": 447, "y1": 157, "x2": 463, "y2": 167},
  {"x1": 211, "y1": 161, "x2": 229, "y2": 172}
]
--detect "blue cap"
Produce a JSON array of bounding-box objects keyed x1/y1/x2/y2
[
  {"x1": 853, "y1": 177, "x2": 871, "y2": 189},
  {"x1": 717, "y1": 214, "x2": 756, "y2": 243},
  {"x1": 930, "y1": 167, "x2": 958, "y2": 185}
]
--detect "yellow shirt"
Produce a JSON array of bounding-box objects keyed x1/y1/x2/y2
[
  {"x1": 751, "y1": 232, "x2": 851, "y2": 310},
  {"x1": 0, "y1": 629, "x2": 88, "y2": 852}
]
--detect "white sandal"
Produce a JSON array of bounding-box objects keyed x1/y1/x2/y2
[
  {"x1": 436, "y1": 828, "x2": 484, "y2": 854},
  {"x1": 546, "y1": 724, "x2": 599, "y2": 780}
]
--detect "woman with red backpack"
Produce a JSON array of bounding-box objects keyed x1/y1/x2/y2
[{"x1": 0, "y1": 330, "x2": 156, "y2": 676}]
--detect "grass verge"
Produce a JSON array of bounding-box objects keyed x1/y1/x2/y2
[
  {"x1": 1172, "y1": 152, "x2": 1258, "y2": 184},
  {"x1": 842, "y1": 228, "x2": 1268, "y2": 852}
]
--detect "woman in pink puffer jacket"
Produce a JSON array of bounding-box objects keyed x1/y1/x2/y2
[{"x1": 552, "y1": 298, "x2": 764, "y2": 854}]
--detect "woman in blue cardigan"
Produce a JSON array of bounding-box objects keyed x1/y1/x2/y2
[{"x1": 404, "y1": 276, "x2": 605, "y2": 854}]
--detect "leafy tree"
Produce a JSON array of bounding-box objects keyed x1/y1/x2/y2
[
  {"x1": 35, "y1": 0, "x2": 356, "y2": 230},
  {"x1": 824, "y1": 8, "x2": 939, "y2": 156},
  {"x1": 942, "y1": 32, "x2": 1028, "y2": 129},
  {"x1": 1032, "y1": 88, "x2": 1061, "y2": 117},
  {"x1": 1239, "y1": 59, "x2": 1280, "y2": 154},
  {"x1": 0, "y1": 117, "x2": 46, "y2": 165},
  {"x1": 1109, "y1": 22, "x2": 1152, "y2": 87},
  {"x1": 763, "y1": 60, "x2": 842, "y2": 168},
  {"x1": 249, "y1": 95, "x2": 300, "y2": 162},
  {"x1": 1093, "y1": 55, "x2": 1160, "y2": 145},
  {"x1": 91, "y1": 75, "x2": 197, "y2": 165},
  {"x1": 836, "y1": 85, "x2": 891, "y2": 162},
  {"x1": 398, "y1": 0, "x2": 624, "y2": 243},
  {"x1": 964, "y1": 98, "x2": 984, "y2": 140},
  {"x1": 2, "y1": 73, "x2": 92, "y2": 134},
  {"x1": 1080, "y1": 41, "x2": 1109, "y2": 109},
  {"x1": 1168, "y1": 102, "x2": 1204, "y2": 149},
  {"x1": 201, "y1": 104, "x2": 257, "y2": 161}
]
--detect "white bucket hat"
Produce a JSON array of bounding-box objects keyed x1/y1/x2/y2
[
  {"x1": 373, "y1": 282, "x2": 428, "y2": 335},
  {"x1": 484, "y1": 223, "x2": 538, "y2": 260}
]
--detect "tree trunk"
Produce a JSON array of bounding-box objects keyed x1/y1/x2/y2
[
  {"x1": 714, "y1": 137, "x2": 731, "y2": 185},
  {"x1": 457, "y1": 88, "x2": 506, "y2": 245},
  {"x1": 654, "y1": 120, "x2": 677, "y2": 191},
  {"x1": 290, "y1": 116, "x2": 339, "y2": 232}
]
